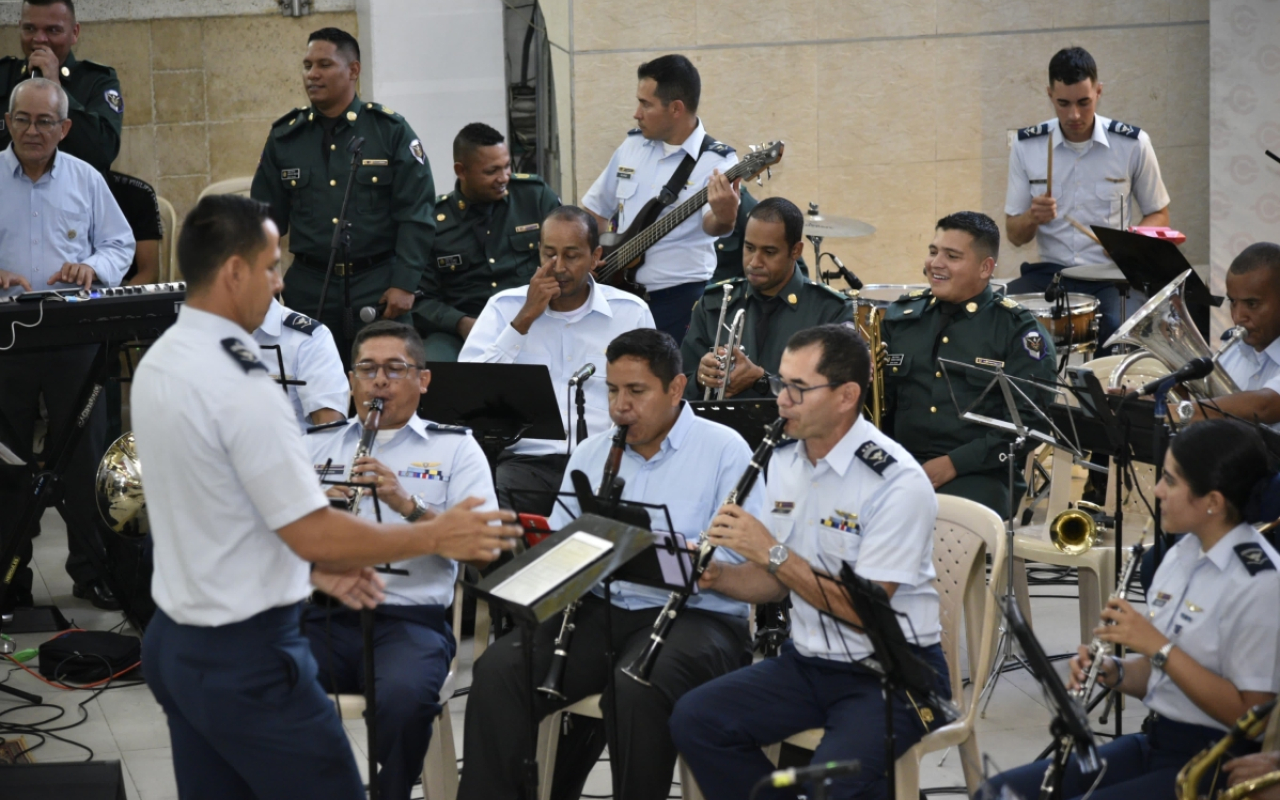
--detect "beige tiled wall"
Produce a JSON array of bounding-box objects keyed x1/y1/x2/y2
[
  {"x1": 565, "y1": 0, "x2": 1210, "y2": 286},
  {"x1": 2, "y1": 11, "x2": 357, "y2": 222}
]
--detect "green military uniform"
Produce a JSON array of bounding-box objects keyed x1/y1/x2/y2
[
  {"x1": 708, "y1": 186, "x2": 759, "y2": 286},
  {"x1": 682, "y1": 265, "x2": 853, "y2": 400},
  {"x1": 413, "y1": 174, "x2": 561, "y2": 361},
  {"x1": 251, "y1": 96, "x2": 435, "y2": 364},
  {"x1": 881, "y1": 284, "x2": 1057, "y2": 519},
  {"x1": 0, "y1": 52, "x2": 123, "y2": 172}
]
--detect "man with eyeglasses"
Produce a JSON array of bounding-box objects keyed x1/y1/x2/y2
[
  {"x1": 671, "y1": 323, "x2": 950, "y2": 800},
  {"x1": 0, "y1": 77, "x2": 134, "y2": 613},
  {"x1": 305, "y1": 320, "x2": 497, "y2": 800},
  {"x1": 0, "y1": 0, "x2": 123, "y2": 173},
  {"x1": 460, "y1": 327, "x2": 761, "y2": 800}
]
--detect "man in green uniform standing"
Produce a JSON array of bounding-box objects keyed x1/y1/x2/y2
[
  {"x1": 882, "y1": 211, "x2": 1056, "y2": 519},
  {"x1": 251, "y1": 27, "x2": 434, "y2": 365},
  {"x1": 0, "y1": 0, "x2": 122, "y2": 173},
  {"x1": 413, "y1": 122, "x2": 560, "y2": 362},
  {"x1": 684, "y1": 197, "x2": 852, "y2": 400}
]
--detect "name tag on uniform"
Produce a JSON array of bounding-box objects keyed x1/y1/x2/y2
[
  {"x1": 281, "y1": 168, "x2": 300, "y2": 180},
  {"x1": 617, "y1": 167, "x2": 635, "y2": 180},
  {"x1": 515, "y1": 223, "x2": 540, "y2": 233},
  {"x1": 362, "y1": 159, "x2": 389, "y2": 166},
  {"x1": 885, "y1": 354, "x2": 905, "y2": 367},
  {"x1": 1028, "y1": 179, "x2": 1046, "y2": 185},
  {"x1": 437, "y1": 254, "x2": 463, "y2": 268}
]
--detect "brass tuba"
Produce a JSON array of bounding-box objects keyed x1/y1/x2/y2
[
  {"x1": 1105, "y1": 269, "x2": 1241, "y2": 399},
  {"x1": 846, "y1": 291, "x2": 886, "y2": 428},
  {"x1": 95, "y1": 432, "x2": 148, "y2": 539},
  {"x1": 1048, "y1": 500, "x2": 1103, "y2": 555}
]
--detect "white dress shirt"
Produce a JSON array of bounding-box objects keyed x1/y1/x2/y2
[
  {"x1": 132, "y1": 305, "x2": 329, "y2": 627},
  {"x1": 549, "y1": 404, "x2": 764, "y2": 617},
  {"x1": 308, "y1": 415, "x2": 497, "y2": 608},
  {"x1": 1143, "y1": 523, "x2": 1280, "y2": 731},
  {"x1": 0, "y1": 145, "x2": 134, "y2": 298},
  {"x1": 458, "y1": 278, "x2": 654, "y2": 455},
  {"x1": 581, "y1": 120, "x2": 738, "y2": 291},
  {"x1": 1005, "y1": 114, "x2": 1169, "y2": 267},
  {"x1": 767, "y1": 416, "x2": 941, "y2": 662},
  {"x1": 253, "y1": 298, "x2": 350, "y2": 431}
]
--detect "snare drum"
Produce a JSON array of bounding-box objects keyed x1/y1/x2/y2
[
  {"x1": 849, "y1": 284, "x2": 928, "y2": 328},
  {"x1": 1008, "y1": 293, "x2": 1101, "y2": 353}
]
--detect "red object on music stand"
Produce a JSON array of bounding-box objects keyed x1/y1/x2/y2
[{"x1": 1128, "y1": 226, "x2": 1186, "y2": 245}]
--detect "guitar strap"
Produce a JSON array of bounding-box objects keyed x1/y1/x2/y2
[{"x1": 655, "y1": 134, "x2": 716, "y2": 208}]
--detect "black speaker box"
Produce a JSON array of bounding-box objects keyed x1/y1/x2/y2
[{"x1": 0, "y1": 760, "x2": 127, "y2": 799}]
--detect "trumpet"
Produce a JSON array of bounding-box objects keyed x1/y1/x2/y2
[
  {"x1": 346, "y1": 398, "x2": 384, "y2": 513},
  {"x1": 623, "y1": 417, "x2": 787, "y2": 685},
  {"x1": 704, "y1": 283, "x2": 733, "y2": 401},
  {"x1": 716, "y1": 309, "x2": 746, "y2": 401},
  {"x1": 538, "y1": 424, "x2": 629, "y2": 700},
  {"x1": 1073, "y1": 541, "x2": 1144, "y2": 709},
  {"x1": 1177, "y1": 699, "x2": 1277, "y2": 800}
]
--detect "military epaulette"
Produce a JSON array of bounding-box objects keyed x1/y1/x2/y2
[
  {"x1": 888, "y1": 287, "x2": 930, "y2": 303},
  {"x1": 855, "y1": 441, "x2": 897, "y2": 476},
  {"x1": 775, "y1": 437, "x2": 800, "y2": 450},
  {"x1": 884, "y1": 290, "x2": 930, "y2": 321},
  {"x1": 436, "y1": 193, "x2": 450, "y2": 203},
  {"x1": 510, "y1": 173, "x2": 544, "y2": 183},
  {"x1": 810, "y1": 281, "x2": 850, "y2": 302},
  {"x1": 1017, "y1": 123, "x2": 1051, "y2": 140},
  {"x1": 283, "y1": 311, "x2": 319, "y2": 336},
  {"x1": 367, "y1": 102, "x2": 401, "y2": 118},
  {"x1": 999, "y1": 296, "x2": 1023, "y2": 311},
  {"x1": 706, "y1": 140, "x2": 736, "y2": 157},
  {"x1": 1107, "y1": 119, "x2": 1141, "y2": 139},
  {"x1": 1234, "y1": 543, "x2": 1276, "y2": 576},
  {"x1": 272, "y1": 107, "x2": 307, "y2": 129},
  {"x1": 627, "y1": 127, "x2": 643, "y2": 136},
  {"x1": 77, "y1": 59, "x2": 117, "y2": 75},
  {"x1": 426, "y1": 422, "x2": 471, "y2": 435},
  {"x1": 221, "y1": 338, "x2": 267, "y2": 374}
]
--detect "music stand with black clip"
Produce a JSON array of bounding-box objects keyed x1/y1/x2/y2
[{"x1": 935, "y1": 359, "x2": 1085, "y2": 717}]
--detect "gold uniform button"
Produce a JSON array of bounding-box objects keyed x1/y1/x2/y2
[
  {"x1": 489, "y1": 258, "x2": 496, "y2": 264},
  {"x1": 930, "y1": 406, "x2": 937, "y2": 413},
  {"x1": 935, "y1": 371, "x2": 941, "y2": 378},
  {"x1": 372, "y1": 176, "x2": 378, "y2": 183},
  {"x1": 491, "y1": 282, "x2": 497, "y2": 288},
  {"x1": 332, "y1": 218, "x2": 339, "y2": 225},
  {"x1": 290, "y1": 180, "x2": 296, "y2": 187},
  {"x1": 717, "y1": 243, "x2": 724, "y2": 250},
  {"x1": 436, "y1": 213, "x2": 446, "y2": 221},
  {"x1": 346, "y1": 111, "x2": 357, "y2": 122},
  {"x1": 892, "y1": 366, "x2": 898, "y2": 373},
  {"x1": 330, "y1": 144, "x2": 336, "y2": 150},
  {"x1": 329, "y1": 179, "x2": 337, "y2": 187},
  {"x1": 942, "y1": 336, "x2": 949, "y2": 344}
]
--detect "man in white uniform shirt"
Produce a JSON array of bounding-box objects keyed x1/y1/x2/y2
[
  {"x1": 307, "y1": 320, "x2": 496, "y2": 800},
  {"x1": 131, "y1": 194, "x2": 519, "y2": 800},
  {"x1": 459, "y1": 205, "x2": 654, "y2": 516},
  {"x1": 581, "y1": 54, "x2": 740, "y2": 343},
  {"x1": 0, "y1": 77, "x2": 134, "y2": 612},
  {"x1": 672, "y1": 324, "x2": 950, "y2": 800},
  {"x1": 1004, "y1": 46, "x2": 1170, "y2": 348},
  {"x1": 253, "y1": 297, "x2": 349, "y2": 430}
]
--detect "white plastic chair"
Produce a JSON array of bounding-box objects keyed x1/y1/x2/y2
[
  {"x1": 155, "y1": 195, "x2": 178, "y2": 283},
  {"x1": 198, "y1": 176, "x2": 253, "y2": 201},
  {"x1": 331, "y1": 582, "x2": 466, "y2": 800},
  {"x1": 767, "y1": 494, "x2": 1006, "y2": 797}
]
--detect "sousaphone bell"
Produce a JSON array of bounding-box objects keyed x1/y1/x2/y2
[{"x1": 95, "y1": 432, "x2": 149, "y2": 539}]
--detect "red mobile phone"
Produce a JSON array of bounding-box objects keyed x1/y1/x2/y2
[{"x1": 518, "y1": 513, "x2": 553, "y2": 547}]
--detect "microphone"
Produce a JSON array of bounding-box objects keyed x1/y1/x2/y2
[
  {"x1": 1134, "y1": 356, "x2": 1214, "y2": 397},
  {"x1": 822, "y1": 254, "x2": 862, "y2": 290},
  {"x1": 1044, "y1": 271, "x2": 1064, "y2": 303},
  {"x1": 568, "y1": 363, "x2": 596, "y2": 387},
  {"x1": 347, "y1": 135, "x2": 365, "y2": 154},
  {"x1": 768, "y1": 760, "x2": 861, "y2": 788},
  {"x1": 358, "y1": 289, "x2": 426, "y2": 323},
  {"x1": 30, "y1": 66, "x2": 42, "y2": 78}
]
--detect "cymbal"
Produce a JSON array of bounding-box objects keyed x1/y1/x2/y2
[
  {"x1": 1060, "y1": 263, "x2": 1127, "y2": 283},
  {"x1": 804, "y1": 214, "x2": 876, "y2": 239}
]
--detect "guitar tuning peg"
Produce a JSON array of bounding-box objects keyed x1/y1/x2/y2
[
  {"x1": 749, "y1": 144, "x2": 758, "y2": 152},
  {"x1": 756, "y1": 174, "x2": 763, "y2": 187},
  {"x1": 766, "y1": 167, "x2": 772, "y2": 180}
]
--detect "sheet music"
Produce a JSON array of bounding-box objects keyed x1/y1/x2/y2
[{"x1": 490, "y1": 531, "x2": 613, "y2": 607}]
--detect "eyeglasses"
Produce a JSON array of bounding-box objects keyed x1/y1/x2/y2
[
  {"x1": 8, "y1": 115, "x2": 63, "y2": 134},
  {"x1": 767, "y1": 375, "x2": 842, "y2": 405},
  {"x1": 351, "y1": 360, "x2": 420, "y2": 381}
]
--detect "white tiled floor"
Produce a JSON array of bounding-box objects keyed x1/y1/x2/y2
[{"x1": 2, "y1": 508, "x2": 1146, "y2": 799}]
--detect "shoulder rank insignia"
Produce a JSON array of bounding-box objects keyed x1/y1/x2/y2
[
  {"x1": 426, "y1": 422, "x2": 471, "y2": 435},
  {"x1": 1017, "y1": 123, "x2": 1051, "y2": 140},
  {"x1": 221, "y1": 338, "x2": 267, "y2": 373},
  {"x1": 1000, "y1": 297, "x2": 1019, "y2": 310},
  {"x1": 283, "y1": 311, "x2": 319, "y2": 336},
  {"x1": 1107, "y1": 119, "x2": 1142, "y2": 139},
  {"x1": 706, "y1": 140, "x2": 736, "y2": 157},
  {"x1": 1234, "y1": 543, "x2": 1276, "y2": 576},
  {"x1": 1021, "y1": 329, "x2": 1048, "y2": 361},
  {"x1": 907, "y1": 288, "x2": 926, "y2": 298},
  {"x1": 627, "y1": 127, "x2": 643, "y2": 136},
  {"x1": 438, "y1": 194, "x2": 449, "y2": 202},
  {"x1": 855, "y1": 441, "x2": 896, "y2": 475}
]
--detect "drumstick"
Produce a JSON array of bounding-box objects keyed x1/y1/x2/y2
[
  {"x1": 1046, "y1": 134, "x2": 1053, "y2": 198},
  {"x1": 1064, "y1": 215, "x2": 1103, "y2": 246}
]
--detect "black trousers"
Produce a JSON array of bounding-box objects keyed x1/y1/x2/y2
[
  {"x1": 495, "y1": 452, "x2": 570, "y2": 517},
  {"x1": 0, "y1": 346, "x2": 108, "y2": 609},
  {"x1": 457, "y1": 594, "x2": 751, "y2": 800}
]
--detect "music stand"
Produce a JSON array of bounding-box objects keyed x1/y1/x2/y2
[
  {"x1": 1092, "y1": 225, "x2": 1221, "y2": 339},
  {"x1": 688, "y1": 398, "x2": 778, "y2": 450},
  {"x1": 1000, "y1": 596, "x2": 1101, "y2": 800}
]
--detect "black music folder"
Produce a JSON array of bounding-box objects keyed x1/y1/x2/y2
[
  {"x1": 418, "y1": 362, "x2": 566, "y2": 444},
  {"x1": 1091, "y1": 226, "x2": 1220, "y2": 307}
]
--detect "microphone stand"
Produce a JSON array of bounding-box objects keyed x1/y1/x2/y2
[
  {"x1": 317, "y1": 136, "x2": 365, "y2": 340},
  {"x1": 575, "y1": 379, "x2": 589, "y2": 445}
]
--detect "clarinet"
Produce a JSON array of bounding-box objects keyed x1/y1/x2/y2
[
  {"x1": 1073, "y1": 541, "x2": 1145, "y2": 707},
  {"x1": 537, "y1": 425, "x2": 629, "y2": 700},
  {"x1": 623, "y1": 417, "x2": 788, "y2": 686},
  {"x1": 346, "y1": 398, "x2": 384, "y2": 513}
]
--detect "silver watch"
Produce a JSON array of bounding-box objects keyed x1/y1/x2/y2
[
  {"x1": 403, "y1": 494, "x2": 429, "y2": 523},
  {"x1": 1151, "y1": 642, "x2": 1175, "y2": 671},
  {"x1": 767, "y1": 544, "x2": 789, "y2": 575}
]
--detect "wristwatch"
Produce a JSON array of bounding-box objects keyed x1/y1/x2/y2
[
  {"x1": 753, "y1": 373, "x2": 772, "y2": 396},
  {"x1": 1151, "y1": 642, "x2": 1175, "y2": 671},
  {"x1": 403, "y1": 494, "x2": 429, "y2": 523},
  {"x1": 767, "y1": 544, "x2": 789, "y2": 575}
]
